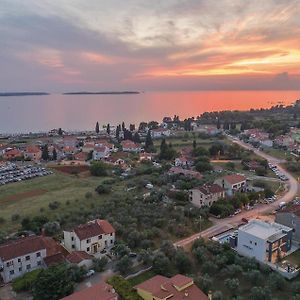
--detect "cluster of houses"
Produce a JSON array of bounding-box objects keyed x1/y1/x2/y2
[{"x1": 0, "y1": 219, "x2": 115, "y2": 283}]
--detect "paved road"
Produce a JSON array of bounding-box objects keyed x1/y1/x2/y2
[{"x1": 175, "y1": 137, "x2": 299, "y2": 248}]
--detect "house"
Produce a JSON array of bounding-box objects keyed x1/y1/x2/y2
[
  {"x1": 82, "y1": 142, "x2": 95, "y2": 153},
  {"x1": 66, "y1": 251, "x2": 93, "y2": 269},
  {"x1": 3, "y1": 148, "x2": 23, "y2": 160},
  {"x1": 139, "y1": 152, "x2": 153, "y2": 162},
  {"x1": 74, "y1": 151, "x2": 88, "y2": 162},
  {"x1": 134, "y1": 274, "x2": 209, "y2": 300},
  {"x1": 105, "y1": 156, "x2": 126, "y2": 167},
  {"x1": 93, "y1": 146, "x2": 110, "y2": 160},
  {"x1": 62, "y1": 146, "x2": 77, "y2": 158},
  {"x1": 0, "y1": 235, "x2": 64, "y2": 283},
  {"x1": 215, "y1": 174, "x2": 247, "y2": 196},
  {"x1": 189, "y1": 184, "x2": 225, "y2": 208},
  {"x1": 236, "y1": 219, "x2": 293, "y2": 264},
  {"x1": 63, "y1": 219, "x2": 115, "y2": 256},
  {"x1": 168, "y1": 167, "x2": 203, "y2": 180},
  {"x1": 151, "y1": 128, "x2": 171, "y2": 139},
  {"x1": 121, "y1": 140, "x2": 142, "y2": 153},
  {"x1": 275, "y1": 204, "x2": 300, "y2": 242},
  {"x1": 63, "y1": 136, "x2": 78, "y2": 148},
  {"x1": 24, "y1": 146, "x2": 42, "y2": 161},
  {"x1": 62, "y1": 282, "x2": 119, "y2": 300},
  {"x1": 260, "y1": 138, "x2": 273, "y2": 148}
]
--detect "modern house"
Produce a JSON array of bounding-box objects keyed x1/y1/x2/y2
[
  {"x1": 62, "y1": 282, "x2": 119, "y2": 300},
  {"x1": 275, "y1": 204, "x2": 300, "y2": 242},
  {"x1": 215, "y1": 174, "x2": 247, "y2": 196},
  {"x1": 23, "y1": 146, "x2": 42, "y2": 161},
  {"x1": 121, "y1": 140, "x2": 142, "y2": 153},
  {"x1": 236, "y1": 220, "x2": 293, "y2": 264},
  {"x1": 63, "y1": 219, "x2": 115, "y2": 256},
  {"x1": 150, "y1": 128, "x2": 171, "y2": 139},
  {"x1": 0, "y1": 235, "x2": 64, "y2": 283},
  {"x1": 189, "y1": 184, "x2": 225, "y2": 208},
  {"x1": 134, "y1": 274, "x2": 209, "y2": 300}
]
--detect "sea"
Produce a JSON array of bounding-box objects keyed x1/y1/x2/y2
[{"x1": 0, "y1": 90, "x2": 299, "y2": 134}]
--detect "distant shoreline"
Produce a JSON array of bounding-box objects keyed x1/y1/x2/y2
[
  {"x1": 62, "y1": 91, "x2": 140, "y2": 95},
  {"x1": 0, "y1": 92, "x2": 50, "y2": 97}
]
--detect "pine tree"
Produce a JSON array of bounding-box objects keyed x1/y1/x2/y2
[
  {"x1": 122, "y1": 122, "x2": 125, "y2": 131},
  {"x1": 129, "y1": 124, "x2": 135, "y2": 131},
  {"x1": 217, "y1": 118, "x2": 221, "y2": 129},
  {"x1": 95, "y1": 122, "x2": 100, "y2": 134},
  {"x1": 116, "y1": 125, "x2": 120, "y2": 140},
  {"x1": 145, "y1": 130, "x2": 153, "y2": 151},
  {"x1": 133, "y1": 132, "x2": 141, "y2": 143},
  {"x1": 193, "y1": 140, "x2": 197, "y2": 149},
  {"x1": 107, "y1": 123, "x2": 110, "y2": 135},
  {"x1": 42, "y1": 145, "x2": 49, "y2": 161},
  {"x1": 58, "y1": 128, "x2": 63, "y2": 136},
  {"x1": 52, "y1": 148, "x2": 57, "y2": 160}
]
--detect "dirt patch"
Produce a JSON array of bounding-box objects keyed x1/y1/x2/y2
[
  {"x1": 0, "y1": 189, "x2": 47, "y2": 204},
  {"x1": 51, "y1": 165, "x2": 90, "y2": 175}
]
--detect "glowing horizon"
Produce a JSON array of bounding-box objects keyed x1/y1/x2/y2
[{"x1": 1, "y1": 0, "x2": 300, "y2": 91}]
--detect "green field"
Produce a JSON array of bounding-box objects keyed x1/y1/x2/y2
[{"x1": 0, "y1": 171, "x2": 114, "y2": 232}]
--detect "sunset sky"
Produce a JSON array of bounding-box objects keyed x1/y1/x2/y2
[{"x1": 1, "y1": 0, "x2": 300, "y2": 91}]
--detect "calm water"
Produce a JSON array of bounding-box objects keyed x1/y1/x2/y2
[{"x1": 0, "y1": 90, "x2": 299, "y2": 133}]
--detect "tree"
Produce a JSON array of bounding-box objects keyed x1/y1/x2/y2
[
  {"x1": 193, "y1": 140, "x2": 197, "y2": 149},
  {"x1": 174, "y1": 251, "x2": 191, "y2": 274},
  {"x1": 52, "y1": 148, "x2": 57, "y2": 161},
  {"x1": 195, "y1": 161, "x2": 213, "y2": 172},
  {"x1": 42, "y1": 145, "x2": 49, "y2": 161},
  {"x1": 106, "y1": 123, "x2": 110, "y2": 135},
  {"x1": 224, "y1": 278, "x2": 239, "y2": 296},
  {"x1": 139, "y1": 122, "x2": 147, "y2": 131},
  {"x1": 90, "y1": 162, "x2": 108, "y2": 176},
  {"x1": 133, "y1": 132, "x2": 141, "y2": 144},
  {"x1": 93, "y1": 257, "x2": 108, "y2": 272},
  {"x1": 217, "y1": 118, "x2": 221, "y2": 129},
  {"x1": 145, "y1": 130, "x2": 154, "y2": 152},
  {"x1": 95, "y1": 121, "x2": 100, "y2": 134},
  {"x1": 32, "y1": 264, "x2": 74, "y2": 300},
  {"x1": 95, "y1": 184, "x2": 110, "y2": 194},
  {"x1": 152, "y1": 252, "x2": 171, "y2": 275},
  {"x1": 43, "y1": 221, "x2": 60, "y2": 236},
  {"x1": 116, "y1": 125, "x2": 121, "y2": 140},
  {"x1": 223, "y1": 122, "x2": 230, "y2": 130},
  {"x1": 58, "y1": 128, "x2": 63, "y2": 136},
  {"x1": 268, "y1": 272, "x2": 286, "y2": 290},
  {"x1": 122, "y1": 121, "x2": 125, "y2": 131},
  {"x1": 250, "y1": 286, "x2": 272, "y2": 300},
  {"x1": 129, "y1": 124, "x2": 135, "y2": 131},
  {"x1": 160, "y1": 240, "x2": 176, "y2": 259},
  {"x1": 195, "y1": 274, "x2": 212, "y2": 294},
  {"x1": 116, "y1": 255, "x2": 132, "y2": 275},
  {"x1": 212, "y1": 291, "x2": 223, "y2": 300}
]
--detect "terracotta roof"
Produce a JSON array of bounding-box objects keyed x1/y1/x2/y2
[
  {"x1": 94, "y1": 146, "x2": 108, "y2": 152},
  {"x1": 0, "y1": 235, "x2": 60, "y2": 261},
  {"x1": 73, "y1": 219, "x2": 115, "y2": 240},
  {"x1": 223, "y1": 174, "x2": 246, "y2": 184},
  {"x1": 66, "y1": 251, "x2": 93, "y2": 264},
  {"x1": 4, "y1": 148, "x2": 22, "y2": 156},
  {"x1": 197, "y1": 184, "x2": 224, "y2": 195},
  {"x1": 121, "y1": 140, "x2": 140, "y2": 148},
  {"x1": 134, "y1": 275, "x2": 208, "y2": 300},
  {"x1": 74, "y1": 152, "x2": 88, "y2": 161},
  {"x1": 25, "y1": 146, "x2": 41, "y2": 154},
  {"x1": 62, "y1": 282, "x2": 118, "y2": 300},
  {"x1": 44, "y1": 252, "x2": 66, "y2": 267}
]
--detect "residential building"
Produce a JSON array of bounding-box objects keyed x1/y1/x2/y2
[
  {"x1": 236, "y1": 220, "x2": 293, "y2": 264},
  {"x1": 74, "y1": 151, "x2": 88, "y2": 162},
  {"x1": 215, "y1": 174, "x2": 247, "y2": 196},
  {"x1": 189, "y1": 184, "x2": 225, "y2": 208},
  {"x1": 275, "y1": 204, "x2": 300, "y2": 242},
  {"x1": 23, "y1": 146, "x2": 42, "y2": 161},
  {"x1": 82, "y1": 142, "x2": 95, "y2": 153},
  {"x1": 121, "y1": 140, "x2": 142, "y2": 153},
  {"x1": 151, "y1": 128, "x2": 171, "y2": 139},
  {"x1": 134, "y1": 274, "x2": 209, "y2": 300},
  {"x1": 93, "y1": 145, "x2": 110, "y2": 160},
  {"x1": 0, "y1": 235, "x2": 64, "y2": 283},
  {"x1": 168, "y1": 167, "x2": 203, "y2": 180},
  {"x1": 63, "y1": 136, "x2": 78, "y2": 148},
  {"x1": 3, "y1": 148, "x2": 23, "y2": 160},
  {"x1": 62, "y1": 282, "x2": 119, "y2": 300},
  {"x1": 66, "y1": 251, "x2": 93, "y2": 269},
  {"x1": 63, "y1": 219, "x2": 115, "y2": 256}
]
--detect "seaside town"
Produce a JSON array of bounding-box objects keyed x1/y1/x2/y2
[{"x1": 0, "y1": 101, "x2": 300, "y2": 299}]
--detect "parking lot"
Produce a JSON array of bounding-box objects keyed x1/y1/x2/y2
[{"x1": 0, "y1": 163, "x2": 52, "y2": 186}]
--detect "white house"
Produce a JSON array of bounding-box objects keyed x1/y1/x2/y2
[
  {"x1": 151, "y1": 128, "x2": 171, "y2": 139},
  {"x1": 0, "y1": 235, "x2": 62, "y2": 283},
  {"x1": 189, "y1": 184, "x2": 225, "y2": 208},
  {"x1": 63, "y1": 219, "x2": 115, "y2": 256},
  {"x1": 236, "y1": 220, "x2": 293, "y2": 264},
  {"x1": 93, "y1": 145, "x2": 110, "y2": 160},
  {"x1": 215, "y1": 174, "x2": 247, "y2": 196},
  {"x1": 121, "y1": 140, "x2": 142, "y2": 153}
]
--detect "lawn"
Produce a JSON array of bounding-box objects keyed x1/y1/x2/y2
[
  {"x1": 0, "y1": 171, "x2": 114, "y2": 232},
  {"x1": 127, "y1": 269, "x2": 157, "y2": 286}
]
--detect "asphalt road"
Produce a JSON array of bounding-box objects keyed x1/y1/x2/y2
[{"x1": 175, "y1": 137, "x2": 299, "y2": 248}]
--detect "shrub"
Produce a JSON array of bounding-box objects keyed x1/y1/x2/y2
[
  {"x1": 12, "y1": 269, "x2": 42, "y2": 292},
  {"x1": 95, "y1": 184, "x2": 110, "y2": 194},
  {"x1": 107, "y1": 275, "x2": 140, "y2": 300},
  {"x1": 90, "y1": 161, "x2": 108, "y2": 176},
  {"x1": 48, "y1": 201, "x2": 60, "y2": 210}
]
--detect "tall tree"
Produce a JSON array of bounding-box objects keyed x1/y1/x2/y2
[
  {"x1": 58, "y1": 128, "x2": 63, "y2": 136},
  {"x1": 217, "y1": 118, "x2": 221, "y2": 129},
  {"x1": 129, "y1": 124, "x2": 135, "y2": 131},
  {"x1": 133, "y1": 132, "x2": 141, "y2": 143},
  {"x1": 122, "y1": 121, "x2": 125, "y2": 131},
  {"x1": 139, "y1": 122, "x2": 147, "y2": 131},
  {"x1": 145, "y1": 130, "x2": 154, "y2": 151},
  {"x1": 42, "y1": 145, "x2": 49, "y2": 161},
  {"x1": 116, "y1": 125, "x2": 120, "y2": 140},
  {"x1": 95, "y1": 122, "x2": 100, "y2": 134},
  {"x1": 52, "y1": 148, "x2": 57, "y2": 161},
  {"x1": 193, "y1": 140, "x2": 197, "y2": 149},
  {"x1": 106, "y1": 123, "x2": 110, "y2": 135}
]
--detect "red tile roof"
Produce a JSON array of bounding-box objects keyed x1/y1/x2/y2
[
  {"x1": 25, "y1": 146, "x2": 41, "y2": 154},
  {"x1": 223, "y1": 174, "x2": 246, "y2": 185},
  {"x1": 44, "y1": 252, "x2": 66, "y2": 267},
  {"x1": 134, "y1": 275, "x2": 208, "y2": 300},
  {"x1": 0, "y1": 235, "x2": 61, "y2": 261},
  {"x1": 73, "y1": 219, "x2": 115, "y2": 240},
  {"x1": 66, "y1": 251, "x2": 93, "y2": 264},
  {"x1": 121, "y1": 140, "x2": 140, "y2": 149},
  {"x1": 198, "y1": 184, "x2": 224, "y2": 195},
  {"x1": 62, "y1": 282, "x2": 118, "y2": 300}
]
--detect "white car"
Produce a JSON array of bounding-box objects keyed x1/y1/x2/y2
[{"x1": 85, "y1": 270, "x2": 95, "y2": 277}]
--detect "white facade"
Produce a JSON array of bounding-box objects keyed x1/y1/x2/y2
[
  {"x1": 0, "y1": 249, "x2": 46, "y2": 283},
  {"x1": 151, "y1": 129, "x2": 171, "y2": 139},
  {"x1": 92, "y1": 146, "x2": 110, "y2": 160},
  {"x1": 189, "y1": 186, "x2": 225, "y2": 208}
]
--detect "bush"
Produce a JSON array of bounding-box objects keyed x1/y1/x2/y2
[
  {"x1": 93, "y1": 257, "x2": 108, "y2": 272},
  {"x1": 90, "y1": 161, "x2": 108, "y2": 176},
  {"x1": 107, "y1": 276, "x2": 140, "y2": 300},
  {"x1": 49, "y1": 201, "x2": 60, "y2": 210},
  {"x1": 95, "y1": 184, "x2": 110, "y2": 194},
  {"x1": 12, "y1": 269, "x2": 42, "y2": 293}
]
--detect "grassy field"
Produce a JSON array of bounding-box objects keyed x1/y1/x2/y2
[{"x1": 0, "y1": 171, "x2": 114, "y2": 232}]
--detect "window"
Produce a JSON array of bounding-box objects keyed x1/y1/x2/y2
[
  {"x1": 36, "y1": 252, "x2": 41, "y2": 257},
  {"x1": 255, "y1": 242, "x2": 257, "y2": 246},
  {"x1": 250, "y1": 240, "x2": 252, "y2": 244},
  {"x1": 26, "y1": 264, "x2": 31, "y2": 270},
  {"x1": 18, "y1": 258, "x2": 21, "y2": 263},
  {"x1": 37, "y1": 261, "x2": 42, "y2": 266},
  {"x1": 25, "y1": 255, "x2": 30, "y2": 261},
  {"x1": 111, "y1": 240, "x2": 113, "y2": 244},
  {"x1": 9, "y1": 270, "x2": 14, "y2": 275},
  {"x1": 19, "y1": 267, "x2": 22, "y2": 272},
  {"x1": 86, "y1": 239, "x2": 90, "y2": 243},
  {"x1": 98, "y1": 235, "x2": 102, "y2": 240},
  {"x1": 6, "y1": 261, "x2": 13, "y2": 267},
  {"x1": 87, "y1": 247, "x2": 90, "y2": 252},
  {"x1": 71, "y1": 236, "x2": 74, "y2": 241},
  {"x1": 110, "y1": 233, "x2": 113, "y2": 236},
  {"x1": 72, "y1": 244, "x2": 75, "y2": 249}
]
